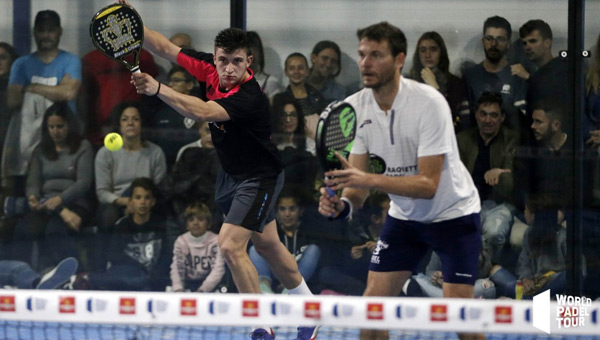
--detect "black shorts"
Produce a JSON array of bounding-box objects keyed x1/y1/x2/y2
[
  {"x1": 214, "y1": 169, "x2": 284, "y2": 232},
  {"x1": 369, "y1": 213, "x2": 481, "y2": 285}
]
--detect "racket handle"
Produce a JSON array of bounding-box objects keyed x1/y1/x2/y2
[
  {"x1": 325, "y1": 187, "x2": 336, "y2": 197},
  {"x1": 131, "y1": 66, "x2": 141, "y2": 74}
]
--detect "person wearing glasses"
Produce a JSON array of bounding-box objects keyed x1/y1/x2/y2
[
  {"x1": 456, "y1": 92, "x2": 519, "y2": 260},
  {"x1": 463, "y1": 16, "x2": 527, "y2": 134}
]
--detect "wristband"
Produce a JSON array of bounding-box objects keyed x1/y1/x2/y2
[
  {"x1": 153, "y1": 82, "x2": 161, "y2": 96},
  {"x1": 335, "y1": 197, "x2": 354, "y2": 220}
]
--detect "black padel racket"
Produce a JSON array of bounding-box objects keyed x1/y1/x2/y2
[
  {"x1": 90, "y1": 3, "x2": 144, "y2": 73},
  {"x1": 315, "y1": 101, "x2": 357, "y2": 196}
]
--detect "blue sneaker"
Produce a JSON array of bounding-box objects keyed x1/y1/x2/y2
[
  {"x1": 37, "y1": 257, "x2": 79, "y2": 289},
  {"x1": 294, "y1": 326, "x2": 319, "y2": 340},
  {"x1": 250, "y1": 328, "x2": 275, "y2": 340}
]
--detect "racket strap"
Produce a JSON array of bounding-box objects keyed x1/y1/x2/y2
[{"x1": 334, "y1": 197, "x2": 353, "y2": 220}]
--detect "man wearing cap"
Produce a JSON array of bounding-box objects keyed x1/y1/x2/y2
[{"x1": 3, "y1": 10, "x2": 81, "y2": 196}]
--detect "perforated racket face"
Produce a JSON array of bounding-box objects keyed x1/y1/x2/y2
[
  {"x1": 90, "y1": 4, "x2": 143, "y2": 72},
  {"x1": 316, "y1": 101, "x2": 357, "y2": 171}
]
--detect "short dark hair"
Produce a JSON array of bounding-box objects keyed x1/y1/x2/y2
[
  {"x1": 519, "y1": 19, "x2": 553, "y2": 40},
  {"x1": 214, "y1": 27, "x2": 251, "y2": 55},
  {"x1": 130, "y1": 177, "x2": 158, "y2": 198},
  {"x1": 356, "y1": 21, "x2": 407, "y2": 57},
  {"x1": 483, "y1": 16, "x2": 512, "y2": 39},
  {"x1": 110, "y1": 100, "x2": 143, "y2": 133},
  {"x1": 532, "y1": 98, "x2": 565, "y2": 123},
  {"x1": 311, "y1": 40, "x2": 342, "y2": 77},
  {"x1": 168, "y1": 66, "x2": 194, "y2": 83},
  {"x1": 477, "y1": 91, "x2": 503, "y2": 109}
]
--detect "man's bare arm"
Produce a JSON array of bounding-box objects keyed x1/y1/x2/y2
[
  {"x1": 27, "y1": 74, "x2": 80, "y2": 102},
  {"x1": 6, "y1": 85, "x2": 24, "y2": 109},
  {"x1": 325, "y1": 154, "x2": 445, "y2": 199}
]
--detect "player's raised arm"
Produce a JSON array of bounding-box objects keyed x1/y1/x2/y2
[{"x1": 116, "y1": 0, "x2": 180, "y2": 63}]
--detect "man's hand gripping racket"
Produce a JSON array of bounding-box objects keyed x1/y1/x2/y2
[{"x1": 315, "y1": 101, "x2": 357, "y2": 219}]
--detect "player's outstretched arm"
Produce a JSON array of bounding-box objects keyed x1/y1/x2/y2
[
  {"x1": 131, "y1": 73, "x2": 229, "y2": 122},
  {"x1": 116, "y1": 0, "x2": 180, "y2": 63}
]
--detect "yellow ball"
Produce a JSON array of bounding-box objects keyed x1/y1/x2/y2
[{"x1": 104, "y1": 133, "x2": 123, "y2": 151}]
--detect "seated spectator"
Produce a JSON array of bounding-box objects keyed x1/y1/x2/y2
[
  {"x1": 146, "y1": 66, "x2": 199, "y2": 168},
  {"x1": 0, "y1": 42, "x2": 19, "y2": 166},
  {"x1": 247, "y1": 31, "x2": 284, "y2": 99},
  {"x1": 317, "y1": 192, "x2": 389, "y2": 296},
  {"x1": 410, "y1": 248, "x2": 496, "y2": 299},
  {"x1": 408, "y1": 31, "x2": 468, "y2": 132},
  {"x1": 93, "y1": 101, "x2": 167, "y2": 271},
  {"x1": 489, "y1": 194, "x2": 566, "y2": 298},
  {"x1": 456, "y1": 92, "x2": 518, "y2": 259},
  {"x1": 249, "y1": 186, "x2": 320, "y2": 294},
  {"x1": 4, "y1": 10, "x2": 82, "y2": 197},
  {"x1": 162, "y1": 121, "x2": 220, "y2": 221},
  {"x1": 0, "y1": 257, "x2": 78, "y2": 289},
  {"x1": 271, "y1": 95, "x2": 318, "y2": 189},
  {"x1": 12, "y1": 103, "x2": 94, "y2": 270},
  {"x1": 74, "y1": 178, "x2": 170, "y2": 291},
  {"x1": 170, "y1": 202, "x2": 225, "y2": 292},
  {"x1": 274, "y1": 53, "x2": 328, "y2": 141},
  {"x1": 307, "y1": 40, "x2": 347, "y2": 102},
  {"x1": 80, "y1": 48, "x2": 158, "y2": 147}
]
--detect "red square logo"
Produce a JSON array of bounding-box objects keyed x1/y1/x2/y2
[
  {"x1": 495, "y1": 306, "x2": 512, "y2": 323},
  {"x1": 366, "y1": 303, "x2": 384, "y2": 320},
  {"x1": 431, "y1": 304, "x2": 448, "y2": 322},
  {"x1": 242, "y1": 300, "x2": 259, "y2": 317},
  {"x1": 180, "y1": 299, "x2": 197, "y2": 316},
  {"x1": 119, "y1": 297, "x2": 136, "y2": 315},
  {"x1": 0, "y1": 296, "x2": 15, "y2": 312},
  {"x1": 59, "y1": 296, "x2": 75, "y2": 314},
  {"x1": 304, "y1": 302, "x2": 321, "y2": 319}
]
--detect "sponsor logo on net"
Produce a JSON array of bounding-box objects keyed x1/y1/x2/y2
[
  {"x1": 119, "y1": 297, "x2": 136, "y2": 315},
  {"x1": 180, "y1": 298, "x2": 197, "y2": 316},
  {"x1": 533, "y1": 290, "x2": 593, "y2": 333},
  {"x1": 304, "y1": 302, "x2": 321, "y2": 319},
  {"x1": 59, "y1": 296, "x2": 76, "y2": 314}
]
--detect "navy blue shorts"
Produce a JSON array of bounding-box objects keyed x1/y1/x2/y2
[
  {"x1": 369, "y1": 213, "x2": 481, "y2": 285},
  {"x1": 214, "y1": 169, "x2": 284, "y2": 232}
]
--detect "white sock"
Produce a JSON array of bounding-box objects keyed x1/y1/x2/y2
[{"x1": 288, "y1": 278, "x2": 313, "y2": 296}]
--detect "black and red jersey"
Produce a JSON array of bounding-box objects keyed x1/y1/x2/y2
[{"x1": 177, "y1": 49, "x2": 282, "y2": 179}]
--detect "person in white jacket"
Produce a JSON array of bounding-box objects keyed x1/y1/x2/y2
[{"x1": 170, "y1": 202, "x2": 226, "y2": 292}]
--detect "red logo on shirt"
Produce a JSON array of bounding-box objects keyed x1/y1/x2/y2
[
  {"x1": 431, "y1": 304, "x2": 448, "y2": 322},
  {"x1": 180, "y1": 299, "x2": 197, "y2": 316},
  {"x1": 59, "y1": 296, "x2": 75, "y2": 313},
  {"x1": 495, "y1": 306, "x2": 512, "y2": 323},
  {"x1": 242, "y1": 300, "x2": 259, "y2": 317},
  {"x1": 304, "y1": 302, "x2": 321, "y2": 319},
  {"x1": 367, "y1": 303, "x2": 384, "y2": 320},
  {"x1": 0, "y1": 296, "x2": 15, "y2": 312},
  {"x1": 119, "y1": 297, "x2": 136, "y2": 315}
]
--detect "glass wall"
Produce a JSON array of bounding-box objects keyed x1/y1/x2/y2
[{"x1": 0, "y1": 0, "x2": 597, "y2": 300}]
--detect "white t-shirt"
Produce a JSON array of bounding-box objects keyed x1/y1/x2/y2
[{"x1": 346, "y1": 77, "x2": 480, "y2": 223}]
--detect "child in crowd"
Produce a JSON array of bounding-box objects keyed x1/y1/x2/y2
[
  {"x1": 170, "y1": 202, "x2": 225, "y2": 292},
  {"x1": 74, "y1": 178, "x2": 170, "y2": 291}
]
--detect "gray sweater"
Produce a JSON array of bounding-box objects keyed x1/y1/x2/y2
[
  {"x1": 94, "y1": 141, "x2": 167, "y2": 204},
  {"x1": 26, "y1": 140, "x2": 94, "y2": 205},
  {"x1": 516, "y1": 227, "x2": 566, "y2": 279}
]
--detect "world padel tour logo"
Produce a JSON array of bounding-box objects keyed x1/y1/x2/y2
[
  {"x1": 533, "y1": 290, "x2": 593, "y2": 333},
  {"x1": 0, "y1": 295, "x2": 15, "y2": 312},
  {"x1": 119, "y1": 297, "x2": 136, "y2": 315}
]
